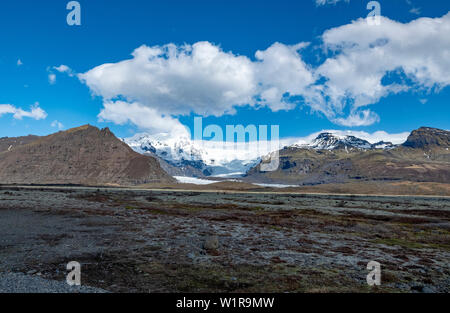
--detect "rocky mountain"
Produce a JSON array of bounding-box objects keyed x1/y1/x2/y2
[
  {"x1": 305, "y1": 132, "x2": 373, "y2": 150},
  {"x1": 245, "y1": 127, "x2": 450, "y2": 185},
  {"x1": 0, "y1": 125, "x2": 174, "y2": 186},
  {"x1": 0, "y1": 135, "x2": 39, "y2": 152},
  {"x1": 403, "y1": 127, "x2": 450, "y2": 149}
]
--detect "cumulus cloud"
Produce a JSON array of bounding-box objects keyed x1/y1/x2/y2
[
  {"x1": 76, "y1": 12, "x2": 450, "y2": 136},
  {"x1": 79, "y1": 41, "x2": 316, "y2": 135},
  {"x1": 314, "y1": 12, "x2": 450, "y2": 124},
  {"x1": 255, "y1": 42, "x2": 314, "y2": 111},
  {"x1": 80, "y1": 42, "x2": 257, "y2": 117},
  {"x1": 98, "y1": 100, "x2": 189, "y2": 137},
  {"x1": 0, "y1": 103, "x2": 47, "y2": 120}
]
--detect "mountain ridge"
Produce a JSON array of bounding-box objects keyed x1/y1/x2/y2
[
  {"x1": 1, "y1": 125, "x2": 448, "y2": 187},
  {"x1": 0, "y1": 125, "x2": 174, "y2": 186},
  {"x1": 245, "y1": 127, "x2": 450, "y2": 185},
  {"x1": 124, "y1": 130, "x2": 406, "y2": 178},
  {"x1": 293, "y1": 132, "x2": 396, "y2": 151}
]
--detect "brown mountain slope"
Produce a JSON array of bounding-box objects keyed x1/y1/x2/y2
[
  {"x1": 245, "y1": 127, "x2": 450, "y2": 185},
  {"x1": 0, "y1": 135, "x2": 39, "y2": 153},
  {"x1": 0, "y1": 125, "x2": 174, "y2": 186}
]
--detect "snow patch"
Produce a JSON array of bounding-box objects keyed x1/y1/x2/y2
[{"x1": 174, "y1": 176, "x2": 219, "y2": 185}]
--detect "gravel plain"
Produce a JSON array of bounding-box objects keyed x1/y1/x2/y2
[
  {"x1": 0, "y1": 272, "x2": 106, "y2": 293},
  {"x1": 0, "y1": 186, "x2": 449, "y2": 293}
]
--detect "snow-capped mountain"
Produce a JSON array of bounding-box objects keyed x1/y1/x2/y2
[
  {"x1": 310, "y1": 133, "x2": 372, "y2": 150},
  {"x1": 124, "y1": 134, "x2": 264, "y2": 177},
  {"x1": 126, "y1": 134, "x2": 204, "y2": 165},
  {"x1": 294, "y1": 132, "x2": 396, "y2": 151},
  {"x1": 124, "y1": 131, "x2": 397, "y2": 178}
]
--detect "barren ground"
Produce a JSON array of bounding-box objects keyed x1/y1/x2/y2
[{"x1": 0, "y1": 186, "x2": 449, "y2": 293}]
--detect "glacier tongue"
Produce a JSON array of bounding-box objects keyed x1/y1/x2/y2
[{"x1": 124, "y1": 133, "x2": 272, "y2": 176}]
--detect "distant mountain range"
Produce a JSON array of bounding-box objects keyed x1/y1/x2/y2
[
  {"x1": 245, "y1": 127, "x2": 450, "y2": 185},
  {"x1": 0, "y1": 125, "x2": 173, "y2": 186},
  {"x1": 124, "y1": 129, "x2": 403, "y2": 178},
  {"x1": 0, "y1": 125, "x2": 448, "y2": 187},
  {"x1": 295, "y1": 132, "x2": 396, "y2": 151}
]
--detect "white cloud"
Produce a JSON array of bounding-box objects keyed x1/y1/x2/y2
[
  {"x1": 98, "y1": 100, "x2": 189, "y2": 137},
  {"x1": 79, "y1": 41, "x2": 316, "y2": 136},
  {"x1": 17, "y1": 59, "x2": 23, "y2": 66},
  {"x1": 53, "y1": 64, "x2": 74, "y2": 76},
  {"x1": 255, "y1": 42, "x2": 314, "y2": 111},
  {"x1": 0, "y1": 103, "x2": 47, "y2": 120},
  {"x1": 76, "y1": 12, "x2": 450, "y2": 136},
  {"x1": 410, "y1": 7, "x2": 421, "y2": 15},
  {"x1": 321, "y1": 13, "x2": 450, "y2": 87},
  {"x1": 0, "y1": 105, "x2": 15, "y2": 116},
  {"x1": 314, "y1": 12, "x2": 450, "y2": 121},
  {"x1": 406, "y1": 0, "x2": 421, "y2": 15},
  {"x1": 80, "y1": 42, "x2": 257, "y2": 117},
  {"x1": 333, "y1": 109, "x2": 380, "y2": 127},
  {"x1": 47, "y1": 64, "x2": 75, "y2": 85},
  {"x1": 51, "y1": 120, "x2": 64, "y2": 130},
  {"x1": 48, "y1": 73, "x2": 56, "y2": 85}
]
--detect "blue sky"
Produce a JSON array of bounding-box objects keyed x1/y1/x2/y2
[{"x1": 0, "y1": 0, "x2": 449, "y2": 140}]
